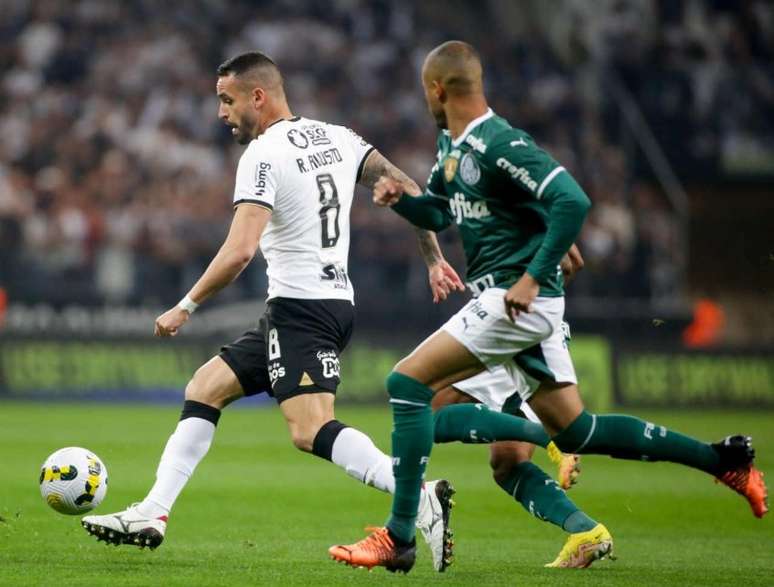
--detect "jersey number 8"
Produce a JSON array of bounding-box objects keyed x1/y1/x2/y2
[{"x1": 316, "y1": 173, "x2": 340, "y2": 248}]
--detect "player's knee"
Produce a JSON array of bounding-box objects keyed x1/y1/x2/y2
[
  {"x1": 385, "y1": 370, "x2": 433, "y2": 406},
  {"x1": 551, "y1": 410, "x2": 595, "y2": 454},
  {"x1": 290, "y1": 430, "x2": 315, "y2": 452},
  {"x1": 385, "y1": 369, "x2": 416, "y2": 399},
  {"x1": 184, "y1": 366, "x2": 230, "y2": 409},
  {"x1": 288, "y1": 422, "x2": 321, "y2": 453},
  {"x1": 184, "y1": 370, "x2": 208, "y2": 402},
  {"x1": 385, "y1": 370, "x2": 403, "y2": 398}
]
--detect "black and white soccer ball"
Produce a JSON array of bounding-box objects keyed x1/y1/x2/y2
[{"x1": 39, "y1": 447, "x2": 108, "y2": 515}]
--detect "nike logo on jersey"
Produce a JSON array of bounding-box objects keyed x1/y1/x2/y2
[{"x1": 510, "y1": 138, "x2": 528, "y2": 147}]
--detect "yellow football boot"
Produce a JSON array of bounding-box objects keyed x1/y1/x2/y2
[
  {"x1": 547, "y1": 441, "x2": 581, "y2": 490},
  {"x1": 545, "y1": 523, "x2": 614, "y2": 569}
]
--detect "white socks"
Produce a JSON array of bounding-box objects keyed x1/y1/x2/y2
[
  {"x1": 330, "y1": 427, "x2": 396, "y2": 494},
  {"x1": 136, "y1": 418, "x2": 405, "y2": 519},
  {"x1": 137, "y1": 417, "x2": 216, "y2": 518}
]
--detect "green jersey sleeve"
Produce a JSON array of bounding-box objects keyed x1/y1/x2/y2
[
  {"x1": 488, "y1": 131, "x2": 591, "y2": 284},
  {"x1": 390, "y1": 136, "x2": 453, "y2": 232},
  {"x1": 391, "y1": 192, "x2": 453, "y2": 232}
]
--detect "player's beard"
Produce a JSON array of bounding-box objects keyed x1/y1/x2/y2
[
  {"x1": 234, "y1": 121, "x2": 253, "y2": 144},
  {"x1": 233, "y1": 114, "x2": 257, "y2": 144}
]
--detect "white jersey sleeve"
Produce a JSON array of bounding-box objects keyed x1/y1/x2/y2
[
  {"x1": 233, "y1": 141, "x2": 279, "y2": 210},
  {"x1": 342, "y1": 127, "x2": 375, "y2": 183}
]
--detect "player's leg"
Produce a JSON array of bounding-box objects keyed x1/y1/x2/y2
[
  {"x1": 329, "y1": 329, "x2": 482, "y2": 572},
  {"x1": 81, "y1": 352, "x2": 246, "y2": 548},
  {"x1": 279, "y1": 391, "x2": 396, "y2": 493},
  {"x1": 521, "y1": 401, "x2": 581, "y2": 490},
  {"x1": 433, "y1": 370, "x2": 579, "y2": 488},
  {"x1": 264, "y1": 297, "x2": 400, "y2": 495},
  {"x1": 384, "y1": 329, "x2": 483, "y2": 551},
  {"x1": 529, "y1": 381, "x2": 768, "y2": 517},
  {"x1": 331, "y1": 292, "x2": 572, "y2": 571},
  {"x1": 139, "y1": 355, "x2": 242, "y2": 518},
  {"x1": 434, "y1": 378, "x2": 596, "y2": 538},
  {"x1": 264, "y1": 297, "x2": 456, "y2": 572},
  {"x1": 280, "y1": 387, "x2": 455, "y2": 572}
]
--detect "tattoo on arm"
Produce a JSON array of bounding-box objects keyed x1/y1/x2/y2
[
  {"x1": 359, "y1": 150, "x2": 442, "y2": 265},
  {"x1": 416, "y1": 228, "x2": 443, "y2": 267},
  {"x1": 359, "y1": 150, "x2": 422, "y2": 196}
]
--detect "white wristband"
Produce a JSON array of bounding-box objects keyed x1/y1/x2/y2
[{"x1": 178, "y1": 294, "x2": 199, "y2": 314}]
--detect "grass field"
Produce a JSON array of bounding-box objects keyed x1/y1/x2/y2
[{"x1": 1, "y1": 403, "x2": 772, "y2": 586}]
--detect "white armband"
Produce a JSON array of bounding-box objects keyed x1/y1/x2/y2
[{"x1": 177, "y1": 294, "x2": 199, "y2": 314}]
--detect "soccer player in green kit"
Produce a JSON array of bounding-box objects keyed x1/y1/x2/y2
[{"x1": 330, "y1": 41, "x2": 768, "y2": 573}]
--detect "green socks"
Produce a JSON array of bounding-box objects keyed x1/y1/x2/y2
[
  {"x1": 385, "y1": 372, "x2": 434, "y2": 543},
  {"x1": 497, "y1": 462, "x2": 597, "y2": 532},
  {"x1": 553, "y1": 410, "x2": 721, "y2": 474},
  {"x1": 433, "y1": 404, "x2": 550, "y2": 448}
]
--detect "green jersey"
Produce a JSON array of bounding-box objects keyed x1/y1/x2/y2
[{"x1": 393, "y1": 109, "x2": 591, "y2": 297}]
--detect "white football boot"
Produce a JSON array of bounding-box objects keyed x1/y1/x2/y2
[
  {"x1": 82, "y1": 503, "x2": 167, "y2": 549},
  {"x1": 415, "y1": 479, "x2": 455, "y2": 572}
]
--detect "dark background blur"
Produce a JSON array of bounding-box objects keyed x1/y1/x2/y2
[{"x1": 0, "y1": 0, "x2": 772, "y2": 350}]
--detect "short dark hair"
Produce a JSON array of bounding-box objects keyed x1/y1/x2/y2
[{"x1": 217, "y1": 51, "x2": 279, "y2": 77}]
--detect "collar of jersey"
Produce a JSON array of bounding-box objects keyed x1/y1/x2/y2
[
  {"x1": 266, "y1": 116, "x2": 302, "y2": 131},
  {"x1": 450, "y1": 108, "x2": 494, "y2": 148}
]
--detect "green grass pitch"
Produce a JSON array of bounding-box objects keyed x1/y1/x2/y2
[{"x1": 1, "y1": 403, "x2": 772, "y2": 586}]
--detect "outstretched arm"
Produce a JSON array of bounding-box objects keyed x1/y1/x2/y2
[
  {"x1": 359, "y1": 150, "x2": 463, "y2": 301},
  {"x1": 360, "y1": 149, "x2": 453, "y2": 232},
  {"x1": 358, "y1": 149, "x2": 422, "y2": 196},
  {"x1": 154, "y1": 204, "x2": 271, "y2": 336}
]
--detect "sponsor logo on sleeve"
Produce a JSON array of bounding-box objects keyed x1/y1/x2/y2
[
  {"x1": 254, "y1": 161, "x2": 272, "y2": 196},
  {"x1": 496, "y1": 157, "x2": 538, "y2": 192}
]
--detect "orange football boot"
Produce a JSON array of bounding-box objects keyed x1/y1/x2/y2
[
  {"x1": 329, "y1": 527, "x2": 416, "y2": 573},
  {"x1": 712, "y1": 435, "x2": 769, "y2": 518},
  {"x1": 717, "y1": 466, "x2": 768, "y2": 518}
]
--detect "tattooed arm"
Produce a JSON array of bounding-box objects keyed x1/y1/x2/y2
[
  {"x1": 358, "y1": 149, "x2": 422, "y2": 196},
  {"x1": 359, "y1": 150, "x2": 465, "y2": 302}
]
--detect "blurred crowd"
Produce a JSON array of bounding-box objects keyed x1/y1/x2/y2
[{"x1": 0, "y1": 0, "x2": 772, "y2": 317}]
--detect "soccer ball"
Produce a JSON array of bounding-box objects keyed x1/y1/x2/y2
[{"x1": 39, "y1": 447, "x2": 108, "y2": 515}]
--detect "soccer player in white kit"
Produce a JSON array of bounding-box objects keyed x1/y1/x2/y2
[{"x1": 81, "y1": 51, "x2": 459, "y2": 571}]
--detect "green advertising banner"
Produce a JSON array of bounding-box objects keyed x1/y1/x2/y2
[
  {"x1": 569, "y1": 336, "x2": 612, "y2": 412},
  {"x1": 615, "y1": 350, "x2": 774, "y2": 407},
  {"x1": 3, "y1": 336, "x2": 771, "y2": 408},
  {"x1": 0, "y1": 339, "x2": 212, "y2": 401},
  {"x1": 0, "y1": 336, "x2": 614, "y2": 409}
]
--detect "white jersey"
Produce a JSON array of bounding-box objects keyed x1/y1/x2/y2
[{"x1": 232, "y1": 116, "x2": 374, "y2": 303}]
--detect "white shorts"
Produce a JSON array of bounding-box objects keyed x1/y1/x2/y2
[
  {"x1": 452, "y1": 367, "x2": 541, "y2": 423},
  {"x1": 441, "y1": 288, "x2": 577, "y2": 402}
]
